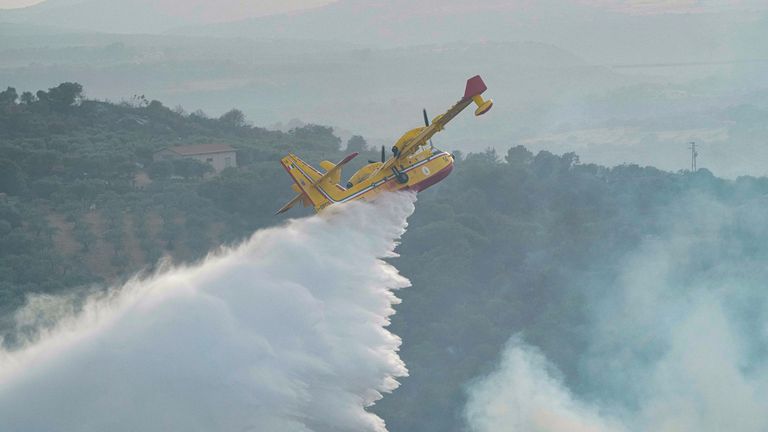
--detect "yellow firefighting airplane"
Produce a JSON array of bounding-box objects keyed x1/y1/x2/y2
[{"x1": 276, "y1": 75, "x2": 493, "y2": 214}]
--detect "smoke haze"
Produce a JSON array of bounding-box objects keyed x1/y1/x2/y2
[
  {"x1": 464, "y1": 337, "x2": 626, "y2": 432},
  {"x1": 0, "y1": 193, "x2": 416, "y2": 432},
  {"x1": 465, "y1": 193, "x2": 768, "y2": 432}
]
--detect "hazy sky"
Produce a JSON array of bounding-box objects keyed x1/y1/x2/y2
[
  {"x1": 587, "y1": 0, "x2": 768, "y2": 13},
  {"x1": 0, "y1": 0, "x2": 43, "y2": 8},
  {"x1": 2, "y1": 0, "x2": 766, "y2": 13},
  {"x1": 0, "y1": 0, "x2": 337, "y2": 13}
]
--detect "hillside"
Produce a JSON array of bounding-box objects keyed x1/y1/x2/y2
[
  {"x1": 0, "y1": 82, "x2": 368, "y2": 323},
  {"x1": 0, "y1": 0, "x2": 335, "y2": 33},
  {"x1": 4, "y1": 84, "x2": 768, "y2": 431}
]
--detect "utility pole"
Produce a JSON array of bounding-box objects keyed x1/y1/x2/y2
[{"x1": 688, "y1": 142, "x2": 698, "y2": 171}]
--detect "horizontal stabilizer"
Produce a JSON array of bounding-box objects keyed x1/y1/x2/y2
[
  {"x1": 314, "y1": 152, "x2": 358, "y2": 187},
  {"x1": 320, "y1": 160, "x2": 341, "y2": 186}
]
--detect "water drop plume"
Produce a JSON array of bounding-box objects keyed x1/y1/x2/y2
[{"x1": 0, "y1": 192, "x2": 417, "y2": 432}]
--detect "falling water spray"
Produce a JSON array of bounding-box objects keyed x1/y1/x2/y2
[{"x1": 0, "y1": 193, "x2": 416, "y2": 432}]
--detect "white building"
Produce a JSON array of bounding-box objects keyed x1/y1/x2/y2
[{"x1": 154, "y1": 144, "x2": 237, "y2": 174}]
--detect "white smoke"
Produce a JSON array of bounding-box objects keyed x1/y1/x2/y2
[
  {"x1": 464, "y1": 337, "x2": 626, "y2": 432},
  {"x1": 0, "y1": 193, "x2": 416, "y2": 432},
  {"x1": 465, "y1": 194, "x2": 768, "y2": 432}
]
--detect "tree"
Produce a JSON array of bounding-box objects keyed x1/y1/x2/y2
[
  {"x1": 466, "y1": 148, "x2": 498, "y2": 164},
  {"x1": 219, "y1": 109, "x2": 246, "y2": 127},
  {"x1": 73, "y1": 220, "x2": 96, "y2": 252},
  {"x1": 0, "y1": 202, "x2": 22, "y2": 228},
  {"x1": 19, "y1": 91, "x2": 36, "y2": 105},
  {"x1": 0, "y1": 220, "x2": 11, "y2": 237},
  {"x1": 346, "y1": 135, "x2": 368, "y2": 152},
  {"x1": 147, "y1": 100, "x2": 165, "y2": 111},
  {"x1": 64, "y1": 179, "x2": 104, "y2": 203},
  {"x1": 148, "y1": 160, "x2": 174, "y2": 180},
  {"x1": 36, "y1": 90, "x2": 49, "y2": 103},
  {"x1": 561, "y1": 151, "x2": 579, "y2": 168},
  {"x1": 22, "y1": 207, "x2": 51, "y2": 238},
  {"x1": 125, "y1": 94, "x2": 149, "y2": 108},
  {"x1": 505, "y1": 145, "x2": 533, "y2": 166},
  {"x1": 134, "y1": 146, "x2": 155, "y2": 165},
  {"x1": 47, "y1": 82, "x2": 83, "y2": 110},
  {"x1": 31, "y1": 177, "x2": 63, "y2": 199},
  {"x1": 0, "y1": 87, "x2": 18, "y2": 105},
  {"x1": 289, "y1": 125, "x2": 341, "y2": 153},
  {"x1": 20, "y1": 149, "x2": 60, "y2": 178},
  {"x1": 191, "y1": 109, "x2": 208, "y2": 119},
  {"x1": 0, "y1": 159, "x2": 25, "y2": 195},
  {"x1": 532, "y1": 150, "x2": 562, "y2": 177},
  {"x1": 172, "y1": 158, "x2": 213, "y2": 179}
]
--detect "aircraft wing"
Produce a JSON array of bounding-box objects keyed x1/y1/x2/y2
[
  {"x1": 390, "y1": 99, "x2": 472, "y2": 161},
  {"x1": 388, "y1": 75, "x2": 492, "y2": 164}
]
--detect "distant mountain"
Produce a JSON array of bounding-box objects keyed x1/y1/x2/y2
[
  {"x1": 0, "y1": 0, "x2": 335, "y2": 34},
  {"x1": 0, "y1": 0, "x2": 187, "y2": 33},
  {"x1": 173, "y1": 0, "x2": 579, "y2": 46},
  {"x1": 4, "y1": 0, "x2": 766, "y2": 65},
  {"x1": 173, "y1": 0, "x2": 768, "y2": 64}
]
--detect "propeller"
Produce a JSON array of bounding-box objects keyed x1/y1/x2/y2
[
  {"x1": 423, "y1": 108, "x2": 434, "y2": 149},
  {"x1": 368, "y1": 145, "x2": 386, "y2": 164}
]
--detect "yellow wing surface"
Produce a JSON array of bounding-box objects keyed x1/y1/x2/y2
[
  {"x1": 386, "y1": 75, "x2": 493, "y2": 169},
  {"x1": 276, "y1": 152, "x2": 359, "y2": 214}
]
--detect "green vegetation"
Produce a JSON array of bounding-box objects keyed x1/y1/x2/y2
[
  {"x1": 3, "y1": 83, "x2": 768, "y2": 431},
  {"x1": 0, "y1": 82, "x2": 369, "y2": 319},
  {"x1": 374, "y1": 148, "x2": 768, "y2": 431}
]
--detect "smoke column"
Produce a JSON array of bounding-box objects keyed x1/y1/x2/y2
[
  {"x1": 465, "y1": 194, "x2": 768, "y2": 432},
  {"x1": 0, "y1": 193, "x2": 416, "y2": 432},
  {"x1": 464, "y1": 336, "x2": 626, "y2": 432}
]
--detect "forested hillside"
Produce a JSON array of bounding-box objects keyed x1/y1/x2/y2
[
  {"x1": 374, "y1": 146, "x2": 768, "y2": 431},
  {"x1": 0, "y1": 82, "x2": 374, "y2": 326},
  {"x1": 3, "y1": 83, "x2": 768, "y2": 431}
]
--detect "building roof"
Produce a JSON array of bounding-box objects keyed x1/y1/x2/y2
[{"x1": 160, "y1": 144, "x2": 236, "y2": 156}]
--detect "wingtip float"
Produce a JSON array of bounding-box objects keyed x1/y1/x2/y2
[{"x1": 276, "y1": 75, "x2": 493, "y2": 215}]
